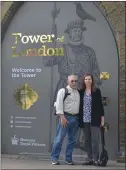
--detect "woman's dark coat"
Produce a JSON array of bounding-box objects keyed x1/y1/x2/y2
[{"x1": 79, "y1": 88, "x2": 104, "y2": 128}]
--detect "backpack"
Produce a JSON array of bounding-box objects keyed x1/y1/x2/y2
[{"x1": 53, "y1": 87, "x2": 70, "y2": 115}]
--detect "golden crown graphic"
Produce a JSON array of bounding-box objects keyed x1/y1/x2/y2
[
  {"x1": 100, "y1": 72, "x2": 110, "y2": 80},
  {"x1": 13, "y1": 83, "x2": 38, "y2": 110},
  {"x1": 102, "y1": 97, "x2": 109, "y2": 106}
]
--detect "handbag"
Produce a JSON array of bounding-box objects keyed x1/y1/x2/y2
[{"x1": 99, "y1": 126, "x2": 109, "y2": 166}]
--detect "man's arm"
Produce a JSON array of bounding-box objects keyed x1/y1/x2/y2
[
  {"x1": 55, "y1": 88, "x2": 65, "y2": 115},
  {"x1": 89, "y1": 48, "x2": 102, "y2": 87},
  {"x1": 55, "y1": 88, "x2": 68, "y2": 127}
]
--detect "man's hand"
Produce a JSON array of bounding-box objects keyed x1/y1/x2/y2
[{"x1": 60, "y1": 115, "x2": 68, "y2": 128}]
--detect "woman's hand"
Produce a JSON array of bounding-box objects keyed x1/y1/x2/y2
[
  {"x1": 101, "y1": 120, "x2": 104, "y2": 127},
  {"x1": 101, "y1": 116, "x2": 104, "y2": 127}
]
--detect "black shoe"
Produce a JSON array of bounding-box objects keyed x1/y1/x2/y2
[
  {"x1": 65, "y1": 161, "x2": 74, "y2": 165},
  {"x1": 83, "y1": 160, "x2": 93, "y2": 165},
  {"x1": 93, "y1": 160, "x2": 100, "y2": 166}
]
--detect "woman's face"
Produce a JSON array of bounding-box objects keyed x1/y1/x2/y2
[{"x1": 84, "y1": 76, "x2": 92, "y2": 86}]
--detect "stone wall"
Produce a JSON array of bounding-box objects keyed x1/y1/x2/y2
[
  {"x1": 99, "y1": 2, "x2": 126, "y2": 163},
  {"x1": 1, "y1": 1, "x2": 126, "y2": 163}
]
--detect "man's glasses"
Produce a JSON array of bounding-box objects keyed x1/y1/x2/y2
[{"x1": 71, "y1": 80, "x2": 78, "y2": 83}]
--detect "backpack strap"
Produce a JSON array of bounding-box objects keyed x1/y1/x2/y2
[
  {"x1": 63, "y1": 87, "x2": 70, "y2": 102},
  {"x1": 63, "y1": 88, "x2": 80, "y2": 102}
]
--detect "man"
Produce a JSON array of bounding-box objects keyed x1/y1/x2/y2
[
  {"x1": 51, "y1": 75, "x2": 80, "y2": 165},
  {"x1": 43, "y1": 19, "x2": 101, "y2": 103}
]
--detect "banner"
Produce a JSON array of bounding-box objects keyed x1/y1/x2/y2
[{"x1": 2, "y1": 1, "x2": 119, "y2": 160}]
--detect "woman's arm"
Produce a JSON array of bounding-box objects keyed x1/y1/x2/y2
[
  {"x1": 98, "y1": 89, "x2": 105, "y2": 126},
  {"x1": 78, "y1": 90, "x2": 84, "y2": 128},
  {"x1": 78, "y1": 89, "x2": 84, "y2": 114}
]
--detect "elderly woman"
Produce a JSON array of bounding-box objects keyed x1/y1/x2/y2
[{"x1": 79, "y1": 73, "x2": 104, "y2": 166}]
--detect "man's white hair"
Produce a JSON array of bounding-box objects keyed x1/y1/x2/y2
[{"x1": 67, "y1": 75, "x2": 78, "y2": 81}]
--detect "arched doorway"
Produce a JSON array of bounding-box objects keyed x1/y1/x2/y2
[{"x1": 1, "y1": 1, "x2": 119, "y2": 160}]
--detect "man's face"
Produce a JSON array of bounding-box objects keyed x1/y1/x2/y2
[
  {"x1": 68, "y1": 76, "x2": 78, "y2": 89},
  {"x1": 69, "y1": 28, "x2": 83, "y2": 42}
]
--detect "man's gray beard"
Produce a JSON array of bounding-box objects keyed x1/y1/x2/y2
[{"x1": 70, "y1": 85, "x2": 77, "y2": 89}]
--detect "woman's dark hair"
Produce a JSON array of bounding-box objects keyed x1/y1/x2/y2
[{"x1": 81, "y1": 73, "x2": 96, "y2": 91}]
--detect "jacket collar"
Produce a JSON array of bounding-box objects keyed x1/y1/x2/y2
[{"x1": 81, "y1": 88, "x2": 93, "y2": 98}]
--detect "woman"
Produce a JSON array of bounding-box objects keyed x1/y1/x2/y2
[{"x1": 79, "y1": 73, "x2": 104, "y2": 166}]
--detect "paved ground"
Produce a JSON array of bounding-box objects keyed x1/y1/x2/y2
[{"x1": 1, "y1": 157, "x2": 125, "y2": 169}]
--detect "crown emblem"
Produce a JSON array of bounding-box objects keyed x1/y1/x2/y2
[
  {"x1": 100, "y1": 72, "x2": 110, "y2": 80},
  {"x1": 13, "y1": 83, "x2": 38, "y2": 110}
]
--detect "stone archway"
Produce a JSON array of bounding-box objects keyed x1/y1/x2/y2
[
  {"x1": 98, "y1": 2, "x2": 126, "y2": 162},
  {"x1": 1, "y1": 1, "x2": 125, "y2": 162}
]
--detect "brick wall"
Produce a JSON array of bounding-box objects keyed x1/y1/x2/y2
[{"x1": 99, "y1": 2, "x2": 126, "y2": 162}]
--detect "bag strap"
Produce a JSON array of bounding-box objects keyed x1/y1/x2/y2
[
  {"x1": 63, "y1": 88, "x2": 79, "y2": 102},
  {"x1": 63, "y1": 87, "x2": 70, "y2": 102},
  {"x1": 101, "y1": 126, "x2": 105, "y2": 150}
]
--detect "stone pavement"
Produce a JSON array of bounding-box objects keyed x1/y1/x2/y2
[{"x1": 1, "y1": 157, "x2": 125, "y2": 169}]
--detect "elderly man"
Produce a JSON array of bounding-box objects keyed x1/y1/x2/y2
[
  {"x1": 51, "y1": 75, "x2": 80, "y2": 165},
  {"x1": 43, "y1": 19, "x2": 101, "y2": 103}
]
